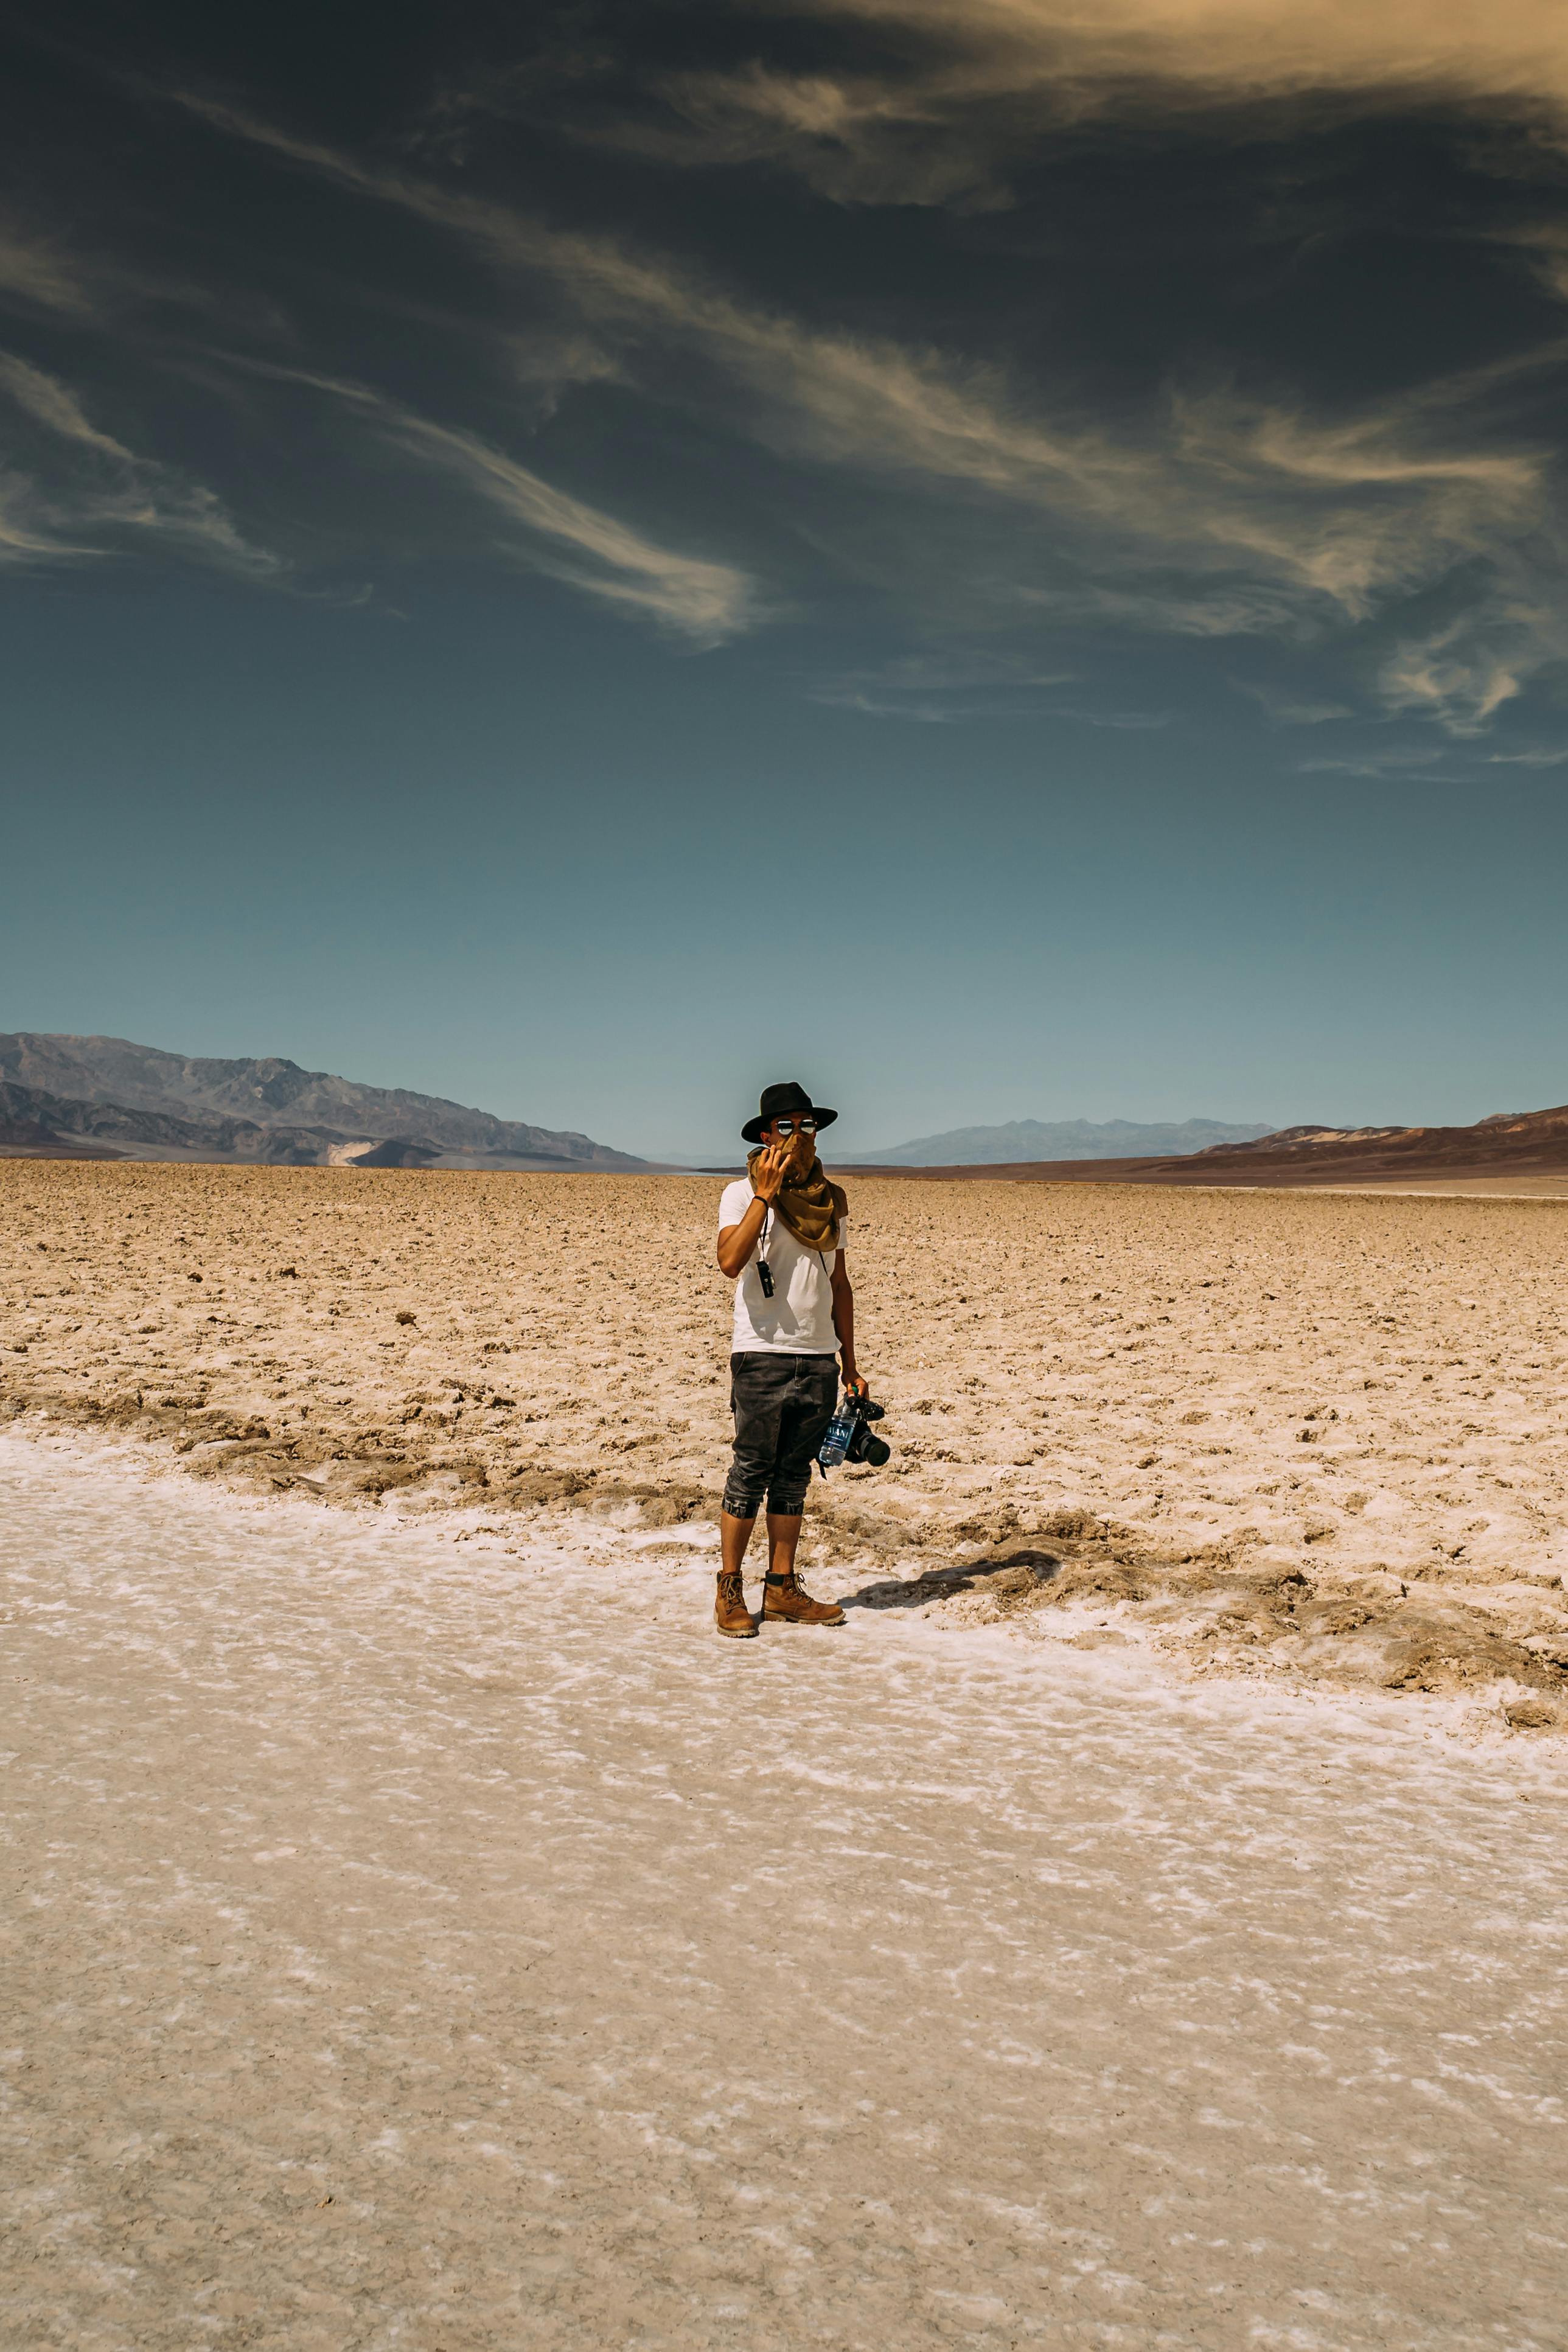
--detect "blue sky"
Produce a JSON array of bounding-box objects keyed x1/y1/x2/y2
[{"x1": 3, "y1": 2, "x2": 1567, "y2": 1159}]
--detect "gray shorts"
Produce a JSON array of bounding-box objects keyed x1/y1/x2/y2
[{"x1": 722, "y1": 1352, "x2": 838, "y2": 1518}]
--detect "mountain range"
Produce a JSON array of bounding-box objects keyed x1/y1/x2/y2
[
  {"x1": 9, "y1": 1033, "x2": 1556, "y2": 1187},
  {"x1": 851, "y1": 1106, "x2": 1568, "y2": 1186},
  {"x1": 849, "y1": 1116, "x2": 1273, "y2": 1166},
  {"x1": 0, "y1": 1035, "x2": 648, "y2": 1170},
  {"x1": 1174, "y1": 1108, "x2": 1568, "y2": 1184}
]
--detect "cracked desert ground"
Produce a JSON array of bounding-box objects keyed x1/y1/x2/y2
[
  {"x1": 4, "y1": 1159, "x2": 1567, "y2": 2351},
  {"x1": 5, "y1": 1160, "x2": 1568, "y2": 1706}
]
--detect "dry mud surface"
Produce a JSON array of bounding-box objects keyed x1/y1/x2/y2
[
  {"x1": 3, "y1": 1432, "x2": 1566, "y2": 2351},
  {"x1": 4, "y1": 1160, "x2": 1568, "y2": 1720}
]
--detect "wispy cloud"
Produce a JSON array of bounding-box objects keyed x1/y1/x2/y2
[
  {"x1": 0, "y1": 350, "x2": 133, "y2": 455},
  {"x1": 1297, "y1": 745, "x2": 1451, "y2": 778},
  {"x1": 840, "y1": 0, "x2": 1568, "y2": 111},
  {"x1": 0, "y1": 349, "x2": 280, "y2": 574},
  {"x1": 378, "y1": 407, "x2": 756, "y2": 643},
  {"x1": 1233, "y1": 680, "x2": 1354, "y2": 725},
  {"x1": 0, "y1": 200, "x2": 294, "y2": 344},
  {"x1": 232, "y1": 359, "x2": 755, "y2": 643},
  {"x1": 0, "y1": 217, "x2": 92, "y2": 316},
  {"x1": 807, "y1": 649, "x2": 1075, "y2": 719},
  {"x1": 1375, "y1": 600, "x2": 1567, "y2": 733},
  {"x1": 543, "y1": 0, "x2": 1568, "y2": 211},
  {"x1": 1514, "y1": 223, "x2": 1568, "y2": 304},
  {"x1": 809, "y1": 647, "x2": 1180, "y2": 724},
  {"x1": 163, "y1": 85, "x2": 1559, "y2": 720}
]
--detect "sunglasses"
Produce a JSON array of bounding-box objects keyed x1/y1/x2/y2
[{"x1": 770, "y1": 1117, "x2": 817, "y2": 1137}]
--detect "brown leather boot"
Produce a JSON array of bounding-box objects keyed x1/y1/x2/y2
[
  {"x1": 762, "y1": 1569, "x2": 846, "y2": 1627},
  {"x1": 715, "y1": 1568, "x2": 758, "y2": 1638}
]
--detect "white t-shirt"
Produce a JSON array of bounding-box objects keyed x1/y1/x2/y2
[{"x1": 719, "y1": 1177, "x2": 846, "y2": 1356}]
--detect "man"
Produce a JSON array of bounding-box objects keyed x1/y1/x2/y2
[{"x1": 714, "y1": 1080, "x2": 866, "y2": 1638}]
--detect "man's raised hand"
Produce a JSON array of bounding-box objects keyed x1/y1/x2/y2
[{"x1": 752, "y1": 1142, "x2": 790, "y2": 1202}]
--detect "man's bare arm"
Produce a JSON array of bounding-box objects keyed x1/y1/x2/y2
[
  {"x1": 716, "y1": 1143, "x2": 790, "y2": 1277},
  {"x1": 830, "y1": 1255, "x2": 865, "y2": 1393},
  {"x1": 716, "y1": 1198, "x2": 767, "y2": 1279}
]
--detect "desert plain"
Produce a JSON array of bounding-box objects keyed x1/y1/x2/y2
[
  {"x1": 7, "y1": 1156, "x2": 1568, "y2": 2352},
  {"x1": 4, "y1": 1157, "x2": 1568, "y2": 1720}
]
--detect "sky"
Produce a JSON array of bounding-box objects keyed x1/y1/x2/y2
[{"x1": 2, "y1": 0, "x2": 1567, "y2": 1161}]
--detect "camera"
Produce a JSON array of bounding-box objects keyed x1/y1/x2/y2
[
  {"x1": 819, "y1": 1389, "x2": 891, "y2": 1473},
  {"x1": 844, "y1": 1394, "x2": 891, "y2": 1468}
]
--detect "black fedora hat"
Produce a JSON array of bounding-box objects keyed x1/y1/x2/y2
[{"x1": 742, "y1": 1080, "x2": 838, "y2": 1145}]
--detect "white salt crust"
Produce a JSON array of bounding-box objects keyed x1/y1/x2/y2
[{"x1": 3, "y1": 1429, "x2": 1564, "y2": 2350}]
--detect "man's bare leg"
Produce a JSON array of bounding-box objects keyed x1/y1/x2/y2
[
  {"x1": 716, "y1": 1512, "x2": 759, "y2": 1636},
  {"x1": 765, "y1": 1512, "x2": 803, "y2": 1579},
  {"x1": 720, "y1": 1511, "x2": 757, "y2": 1575},
  {"x1": 762, "y1": 1512, "x2": 845, "y2": 1626}
]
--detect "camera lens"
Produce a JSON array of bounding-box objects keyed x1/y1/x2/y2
[{"x1": 862, "y1": 1436, "x2": 891, "y2": 1468}]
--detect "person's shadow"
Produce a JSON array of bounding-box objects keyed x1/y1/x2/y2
[{"x1": 839, "y1": 1548, "x2": 1061, "y2": 1611}]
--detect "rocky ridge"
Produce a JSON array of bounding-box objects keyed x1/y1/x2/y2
[
  {"x1": 0, "y1": 1034, "x2": 646, "y2": 1171},
  {"x1": 849, "y1": 1099, "x2": 1568, "y2": 1188},
  {"x1": 1185, "y1": 1103, "x2": 1568, "y2": 1182},
  {"x1": 855, "y1": 1114, "x2": 1272, "y2": 1165}
]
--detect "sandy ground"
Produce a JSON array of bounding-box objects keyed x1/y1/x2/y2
[
  {"x1": 1323, "y1": 1174, "x2": 1568, "y2": 1198},
  {"x1": 4, "y1": 1159, "x2": 1568, "y2": 1718},
  {"x1": 4, "y1": 1430, "x2": 1566, "y2": 2351}
]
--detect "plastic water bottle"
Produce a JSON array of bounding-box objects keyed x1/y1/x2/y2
[{"x1": 818, "y1": 1391, "x2": 859, "y2": 1470}]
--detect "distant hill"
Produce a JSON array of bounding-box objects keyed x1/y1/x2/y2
[
  {"x1": 839, "y1": 1103, "x2": 1568, "y2": 1187},
  {"x1": 0, "y1": 1035, "x2": 648, "y2": 1170},
  {"x1": 1177, "y1": 1106, "x2": 1568, "y2": 1184},
  {"x1": 852, "y1": 1116, "x2": 1273, "y2": 1167},
  {"x1": 0, "y1": 1079, "x2": 446, "y2": 1167},
  {"x1": 0, "y1": 1083, "x2": 125, "y2": 1159}
]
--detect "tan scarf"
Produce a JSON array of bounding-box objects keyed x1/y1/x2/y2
[{"x1": 747, "y1": 1150, "x2": 848, "y2": 1251}]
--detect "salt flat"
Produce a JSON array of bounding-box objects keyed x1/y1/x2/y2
[{"x1": 3, "y1": 1431, "x2": 1564, "y2": 2350}]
